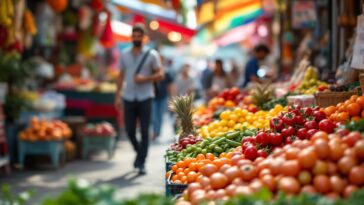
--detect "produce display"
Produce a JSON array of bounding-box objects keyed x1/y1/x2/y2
[
  {"x1": 82, "y1": 122, "x2": 116, "y2": 137},
  {"x1": 178, "y1": 129, "x2": 364, "y2": 204},
  {"x1": 297, "y1": 67, "x2": 328, "y2": 94},
  {"x1": 19, "y1": 117, "x2": 72, "y2": 141},
  {"x1": 324, "y1": 95, "x2": 364, "y2": 123},
  {"x1": 166, "y1": 129, "x2": 256, "y2": 163},
  {"x1": 199, "y1": 105, "x2": 286, "y2": 138},
  {"x1": 169, "y1": 134, "x2": 203, "y2": 152},
  {"x1": 166, "y1": 82, "x2": 364, "y2": 204}
]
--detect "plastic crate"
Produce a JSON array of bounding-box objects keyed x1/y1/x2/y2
[
  {"x1": 82, "y1": 135, "x2": 116, "y2": 159},
  {"x1": 166, "y1": 174, "x2": 188, "y2": 197},
  {"x1": 165, "y1": 157, "x2": 174, "y2": 172}
]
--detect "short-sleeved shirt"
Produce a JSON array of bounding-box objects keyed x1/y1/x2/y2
[
  {"x1": 119, "y1": 46, "x2": 162, "y2": 101},
  {"x1": 242, "y1": 57, "x2": 259, "y2": 88}
]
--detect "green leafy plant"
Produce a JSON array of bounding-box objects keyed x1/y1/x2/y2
[
  {"x1": 0, "y1": 50, "x2": 35, "y2": 122},
  {"x1": 0, "y1": 184, "x2": 33, "y2": 205}
]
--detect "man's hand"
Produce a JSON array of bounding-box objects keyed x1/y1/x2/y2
[
  {"x1": 134, "y1": 74, "x2": 148, "y2": 84},
  {"x1": 114, "y1": 97, "x2": 123, "y2": 111}
]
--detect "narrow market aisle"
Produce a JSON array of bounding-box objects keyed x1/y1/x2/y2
[{"x1": 0, "y1": 115, "x2": 175, "y2": 204}]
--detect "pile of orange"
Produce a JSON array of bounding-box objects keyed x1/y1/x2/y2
[
  {"x1": 167, "y1": 151, "x2": 240, "y2": 184},
  {"x1": 323, "y1": 95, "x2": 364, "y2": 122}
]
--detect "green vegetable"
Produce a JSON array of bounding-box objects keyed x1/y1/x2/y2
[
  {"x1": 213, "y1": 137, "x2": 226, "y2": 145},
  {"x1": 226, "y1": 131, "x2": 241, "y2": 140},
  {"x1": 226, "y1": 139, "x2": 241, "y2": 147},
  {"x1": 214, "y1": 146, "x2": 223, "y2": 153}
]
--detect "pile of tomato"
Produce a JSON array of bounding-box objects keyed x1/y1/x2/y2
[
  {"x1": 168, "y1": 152, "x2": 239, "y2": 184},
  {"x1": 241, "y1": 105, "x2": 337, "y2": 161},
  {"x1": 324, "y1": 95, "x2": 364, "y2": 123},
  {"x1": 177, "y1": 129, "x2": 364, "y2": 204}
]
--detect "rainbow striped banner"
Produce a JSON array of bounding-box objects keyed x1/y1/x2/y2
[{"x1": 196, "y1": 0, "x2": 263, "y2": 44}]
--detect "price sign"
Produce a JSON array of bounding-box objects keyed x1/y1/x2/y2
[{"x1": 351, "y1": 15, "x2": 364, "y2": 70}]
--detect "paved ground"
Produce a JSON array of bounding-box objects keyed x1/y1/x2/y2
[{"x1": 0, "y1": 116, "x2": 175, "y2": 204}]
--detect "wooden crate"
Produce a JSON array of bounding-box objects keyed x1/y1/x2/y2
[{"x1": 314, "y1": 91, "x2": 358, "y2": 107}]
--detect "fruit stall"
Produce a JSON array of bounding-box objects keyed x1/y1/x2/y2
[{"x1": 163, "y1": 63, "x2": 364, "y2": 204}]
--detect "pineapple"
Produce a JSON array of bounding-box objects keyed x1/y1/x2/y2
[
  {"x1": 250, "y1": 83, "x2": 274, "y2": 108},
  {"x1": 169, "y1": 94, "x2": 195, "y2": 140}
]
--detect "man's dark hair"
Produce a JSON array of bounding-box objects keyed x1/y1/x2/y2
[
  {"x1": 215, "y1": 59, "x2": 223, "y2": 65},
  {"x1": 255, "y1": 44, "x2": 270, "y2": 54},
  {"x1": 132, "y1": 24, "x2": 146, "y2": 35}
]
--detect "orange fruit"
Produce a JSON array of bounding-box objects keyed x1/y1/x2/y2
[
  {"x1": 324, "y1": 106, "x2": 337, "y2": 117},
  {"x1": 337, "y1": 112, "x2": 349, "y2": 122},
  {"x1": 352, "y1": 116, "x2": 361, "y2": 121},
  {"x1": 183, "y1": 168, "x2": 190, "y2": 175},
  {"x1": 356, "y1": 96, "x2": 364, "y2": 109},
  {"x1": 189, "y1": 162, "x2": 197, "y2": 171},
  {"x1": 361, "y1": 110, "x2": 364, "y2": 118},
  {"x1": 177, "y1": 172, "x2": 185, "y2": 180},
  {"x1": 177, "y1": 161, "x2": 186, "y2": 168},
  {"x1": 206, "y1": 153, "x2": 215, "y2": 161},
  {"x1": 176, "y1": 168, "x2": 184, "y2": 174},
  {"x1": 338, "y1": 104, "x2": 347, "y2": 112},
  {"x1": 350, "y1": 95, "x2": 359, "y2": 101},
  {"x1": 196, "y1": 154, "x2": 206, "y2": 161},
  {"x1": 347, "y1": 103, "x2": 361, "y2": 116},
  {"x1": 172, "y1": 174, "x2": 178, "y2": 181},
  {"x1": 171, "y1": 165, "x2": 178, "y2": 172}
]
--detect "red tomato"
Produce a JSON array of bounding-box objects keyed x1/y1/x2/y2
[
  {"x1": 296, "y1": 128, "x2": 308, "y2": 140},
  {"x1": 306, "y1": 129, "x2": 318, "y2": 139},
  {"x1": 256, "y1": 132, "x2": 269, "y2": 146},
  {"x1": 257, "y1": 149, "x2": 268, "y2": 158},
  {"x1": 304, "y1": 120, "x2": 318, "y2": 130},
  {"x1": 318, "y1": 119, "x2": 336, "y2": 133},
  {"x1": 344, "y1": 131, "x2": 362, "y2": 147},
  {"x1": 313, "y1": 110, "x2": 326, "y2": 122},
  {"x1": 244, "y1": 145, "x2": 258, "y2": 161},
  {"x1": 269, "y1": 133, "x2": 283, "y2": 145},
  {"x1": 281, "y1": 126, "x2": 295, "y2": 138}
]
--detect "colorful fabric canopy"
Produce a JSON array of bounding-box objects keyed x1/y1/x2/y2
[
  {"x1": 196, "y1": 0, "x2": 263, "y2": 44},
  {"x1": 111, "y1": 0, "x2": 177, "y2": 21}
]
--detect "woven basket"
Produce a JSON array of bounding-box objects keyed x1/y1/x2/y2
[
  {"x1": 360, "y1": 73, "x2": 364, "y2": 94},
  {"x1": 314, "y1": 91, "x2": 358, "y2": 107}
]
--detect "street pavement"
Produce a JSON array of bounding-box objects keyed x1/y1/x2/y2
[{"x1": 0, "y1": 116, "x2": 175, "y2": 204}]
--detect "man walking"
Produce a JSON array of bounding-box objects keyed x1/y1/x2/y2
[{"x1": 115, "y1": 24, "x2": 164, "y2": 175}]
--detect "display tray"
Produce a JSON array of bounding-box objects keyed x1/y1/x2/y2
[
  {"x1": 82, "y1": 135, "x2": 116, "y2": 159},
  {"x1": 166, "y1": 174, "x2": 188, "y2": 197},
  {"x1": 18, "y1": 140, "x2": 65, "y2": 169}
]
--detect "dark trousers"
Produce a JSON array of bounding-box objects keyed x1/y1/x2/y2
[{"x1": 123, "y1": 98, "x2": 152, "y2": 168}]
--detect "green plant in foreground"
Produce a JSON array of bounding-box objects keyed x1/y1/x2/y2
[{"x1": 0, "y1": 184, "x2": 33, "y2": 205}]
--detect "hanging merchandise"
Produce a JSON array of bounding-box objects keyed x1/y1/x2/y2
[
  {"x1": 91, "y1": 0, "x2": 104, "y2": 12},
  {"x1": 92, "y1": 12, "x2": 106, "y2": 37},
  {"x1": 78, "y1": 29, "x2": 97, "y2": 58},
  {"x1": 291, "y1": 0, "x2": 317, "y2": 29},
  {"x1": 24, "y1": 9, "x2": 37, "y2": 35},
  {"x1": 100, "y1": 13, "x2": 114, "y2": 49},
  {"x1": 0, "y1": 0, "x2": 14, "y2": 28},
  {"x1": 351, "y1": 15, "x2": 364, "y2": 70},
  {"x1": 47, "y1": 0, "x2": 68, "y2": 13},
  {"x1": 79, "y1": 5, "x2": 92, "y2": 30}
]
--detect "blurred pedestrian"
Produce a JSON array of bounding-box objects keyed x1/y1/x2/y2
[
  {"x1": 208, "y1": 59, "x2": 233, "y2": 98},
  {"x1": 114, "y1": 24, "x2": 164, "y2": 175},
  {"x1": 151, "y1": 59, "x2": 175, "y2": 141},
  {"x1": 230, "y1": 60, "x2": 241, "y2": 86},
  {"x1": 241, "y1": 44, "x2": 270, "y2": 88},
  {"x1": 175, "y1": 64, "x2": 195, "y2": 96}
]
